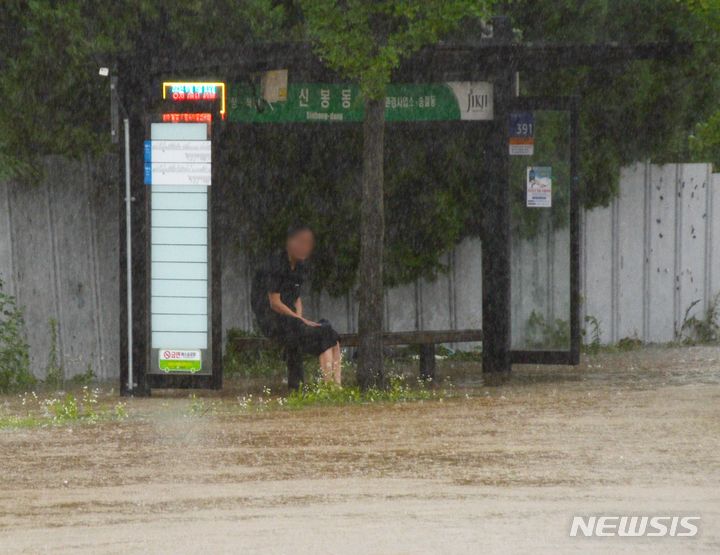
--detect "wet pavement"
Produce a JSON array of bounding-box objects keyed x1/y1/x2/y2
[{"x1": 1, "y1": 346, "x2": 719, "y2": 553}]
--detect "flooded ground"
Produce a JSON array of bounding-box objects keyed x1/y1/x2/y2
[{"x1": 1, "y1": 346, "x2": 719, "y2": 554}]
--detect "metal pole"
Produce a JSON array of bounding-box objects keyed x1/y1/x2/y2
[{"x1": 124, "y1": 117, "x2": 133, "y2": 392}]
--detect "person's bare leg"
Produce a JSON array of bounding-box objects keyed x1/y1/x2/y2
[
  {"x1": 331, "y1": 342, "x2": 342, "y2": 385},
  {"x1": 319, "y1": 348, "x2": 334, "y2": 383}
]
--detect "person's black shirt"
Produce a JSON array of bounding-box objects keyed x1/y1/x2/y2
[{"x1": 251, "y1": 250, "x2": 306, "y2": 333}]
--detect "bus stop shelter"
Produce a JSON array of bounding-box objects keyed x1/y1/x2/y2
[{"x1": 115, "y1": 17, "x2": 688, "y2": 394}]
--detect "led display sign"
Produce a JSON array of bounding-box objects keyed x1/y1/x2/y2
[
  {"x1": 162, "y1": 113, "x2": 213, "y2": 123},
  {"x1": 162, "y1": 82, "x2": 226, "y2": 120}
]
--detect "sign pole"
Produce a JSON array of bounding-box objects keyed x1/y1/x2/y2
[{"x1": 124, "y1": 117, "x2": 134, "y2": 392}]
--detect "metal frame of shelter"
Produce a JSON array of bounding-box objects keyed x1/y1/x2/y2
[
  {"x1": 116, "y1": 16, "x2": 690, "y2": 395},
  {"x1": 508, "y1": 95, "x2": 581, "y2": 366}
]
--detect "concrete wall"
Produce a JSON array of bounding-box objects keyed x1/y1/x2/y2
[
  {"x1": 1, "y1": 160, "x2": 718, "y2": 379},
  {"x1": 0, "y1": 156, "x2": 119, "y2": 380},
  {"x1": 582, "y1": 163, "x2": 719, "y2": 343}
]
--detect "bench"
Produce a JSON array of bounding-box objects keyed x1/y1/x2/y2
[{"x1": 230, "y1": 329, "x2": 483, "y2": 386}]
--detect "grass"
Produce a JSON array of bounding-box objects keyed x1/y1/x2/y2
[
  {"x1": 5, "y1": 339, "x2": 714, "y2": 429},
  {"x1": 231, "y1": 374, "x2": 455, "y2": 412},
  {"x1": 289, "y1": 375, "x2": 441, "y2": 406},
  {"x1": 0, "y1": 415, "x2": 48, "y2": 428},
  {"x1": 179, "y1": 373, "x2": 457, "y2": 417},
  {"x1": 0, "y1": 387, "x2": 128, "y2": 429},
  {"x1": 0, "y1": 373, "x2": 458, "y2": 429}
]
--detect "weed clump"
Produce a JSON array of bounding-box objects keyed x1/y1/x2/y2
[
  {"x1": 288, "y1": 375, "x2": 438, "y2": 408},
  {"x1": 678, "y1": 294, "x2": 720, "y2": 345},
  {"x1": 0, "y1": 277, "x2": 34, "y2": 393},
  {"x1": 0, "y1": 387, "x2": 128, "y2": 428}
]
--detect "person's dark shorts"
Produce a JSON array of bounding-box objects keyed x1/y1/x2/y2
[{"x1": 262, "y1": 315, "x2": 340, "y2": 356}]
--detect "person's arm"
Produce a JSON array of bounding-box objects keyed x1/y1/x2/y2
[
  {"x1": 268, "y1": 293, "x2": 320, "y2": 326},
  {"x1": 295, "y1": 297, "x2": 303, "y2": 318},
  {"x1": 268, "y1": 292, "x2": 299, "y2": 318},
  {"x1": 265, "y1": 257, "x2": 299, "y2": 319}
]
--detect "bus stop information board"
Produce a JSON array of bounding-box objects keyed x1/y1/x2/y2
[
  {"x1": 228, "y1": 82, "x2": 493, "y2": 123},
  {"x1": 146, "y1": 123, "x2": 212, "y2": 375}
]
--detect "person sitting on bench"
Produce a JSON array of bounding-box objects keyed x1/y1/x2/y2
[{"x1": 251, "y1": 224, "x2": 342, "y2": 388}]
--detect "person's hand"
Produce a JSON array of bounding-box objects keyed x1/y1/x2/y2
[{"x1": 300, "y1": 317, "x2": 321, "y2": 327}]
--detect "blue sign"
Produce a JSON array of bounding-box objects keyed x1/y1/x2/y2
[
  {"x1": 144, "y1": 163, "x2": 152, "y2": 185},
  {"x1": 144, "y1": 140, "x2": 152, "y2": 163},
  {"x1": 509, "y1": 112, "x2": 534, "y2": 137},
  {"x1": 509, "y1": 112, "x2": 535, "y2": 156}
]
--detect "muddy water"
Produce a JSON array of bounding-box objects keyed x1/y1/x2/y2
[{"x1": 1, "y1": 346, "x2": 719, "y2": 554}]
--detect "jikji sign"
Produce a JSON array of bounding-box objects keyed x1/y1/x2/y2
[{"x1": 228, "y1": 82, "x2": 493, "y2": 123}]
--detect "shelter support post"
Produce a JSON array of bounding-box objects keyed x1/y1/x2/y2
[{"x1": 482, "y1": 17, "x2": 514, "y2": 381}]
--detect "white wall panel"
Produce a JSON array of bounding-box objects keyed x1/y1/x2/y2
[
  {"x1": 152, "y1": 331, "x2": 207, "y2": 349},
  {"x1": 386, "y1": 283, "x2": 418, "y2": 332},
  {"x1": 152, "y1": 227, "x2": 207, "y2": 245},
  {"x1": 152, "y1": 279, "x2": 207, "y2": 298},
  {"x1": 419, "y1": 254, "x2": 452, "y2": 330},
  {"x1": 153, "y1": 185, "x2": 208, "y2": 194},
  {"x1": 152, "y1": 262, "x2": 207, "y2": 280},
  {"x1": 150, "y1": 123, "x2": 207, "y2": 140},
  {"x1": 152, "y1": 314, "x2": 207, "y2": 332},
  {"x1": 677, "y1": 164, "x2": 708, "y2": 324},
  {"x1": 616, "y1": 164, "x2": 645, "y2": 340},
  {"x1": 582, "y1": 202, "x2": 612, "y2": 342},
  {"x1": 647, "y1": 165, "x2": 678, "y2": 341},
  {"x1": 152, "y1": 296, "x2": 207, "y2": 315},
  {"x1": 152, "y1": 210, "x2": 207, "y2": 228},
  {"x1": 453, "y1": 237, "x2": 482, "y2": 330},
  {"x1": 151, "y1": 245, "x2": 208, "y2": 263},
  {"x1": 151, "y1": 192, "x2": 207, "y2": 210},
  {"x1": 711, "y1": 174, "x2": 720, "y2": 301}
]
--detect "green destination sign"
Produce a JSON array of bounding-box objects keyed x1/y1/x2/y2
[{"x1": 227, "y1": 82, "x2": 493, "y2": 123}]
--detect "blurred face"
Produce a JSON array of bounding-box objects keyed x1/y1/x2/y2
[{"x1": 286, "y1": 229, "x2": 315, "y2": 262}]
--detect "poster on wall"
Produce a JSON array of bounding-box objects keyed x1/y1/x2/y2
[{"x1": 526, "y1": 166, "x2": 552, "y2": 207}]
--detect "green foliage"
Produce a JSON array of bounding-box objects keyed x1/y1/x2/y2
[
  {"x1": 0, "y1": 1, "x2": 105, "y2": 180},
  {"x1": 223, "y1": 122, "x2": 491, "y2": 293},
  {"x1": 299, "y1": 0, "x2": 494, "y2": 99},
  {"x1": 525, "y1": 311, "x2": 570, "y2": 349},
  {"x1": 70, "y1": 364, "x2": 96, "y2": 386},
  {"x1": 508, "y1": 0, "x2": 720, "y2": 208},
  {"x1": 616, "y1": 335, "x2": 643, "y2": 351},
  {"x1": 224, "y1": 328, "x2": 287, "y2": 378},
  {"x1": 3, "y1": 0, "x2": 720, "y2": 295},
  {"x1": 582, "y1": 314, "x2": 603, "y2": 355},
  {"x1": 678, "y1": 293, "x2": 720, "y2": 344},
  {"x1": 689, "y1": 109, "x2": 720, "y2": 170},
  {"x1": 0, "y1": 277, "x2": 34, "y2": 394},
  {"x1": 0, "y1": 0, "x2": 298, "y2": 181}
]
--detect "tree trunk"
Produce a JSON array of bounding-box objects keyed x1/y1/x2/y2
[{"x1": 356, "y1": 97, "x2": 386, "y2": 389}]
